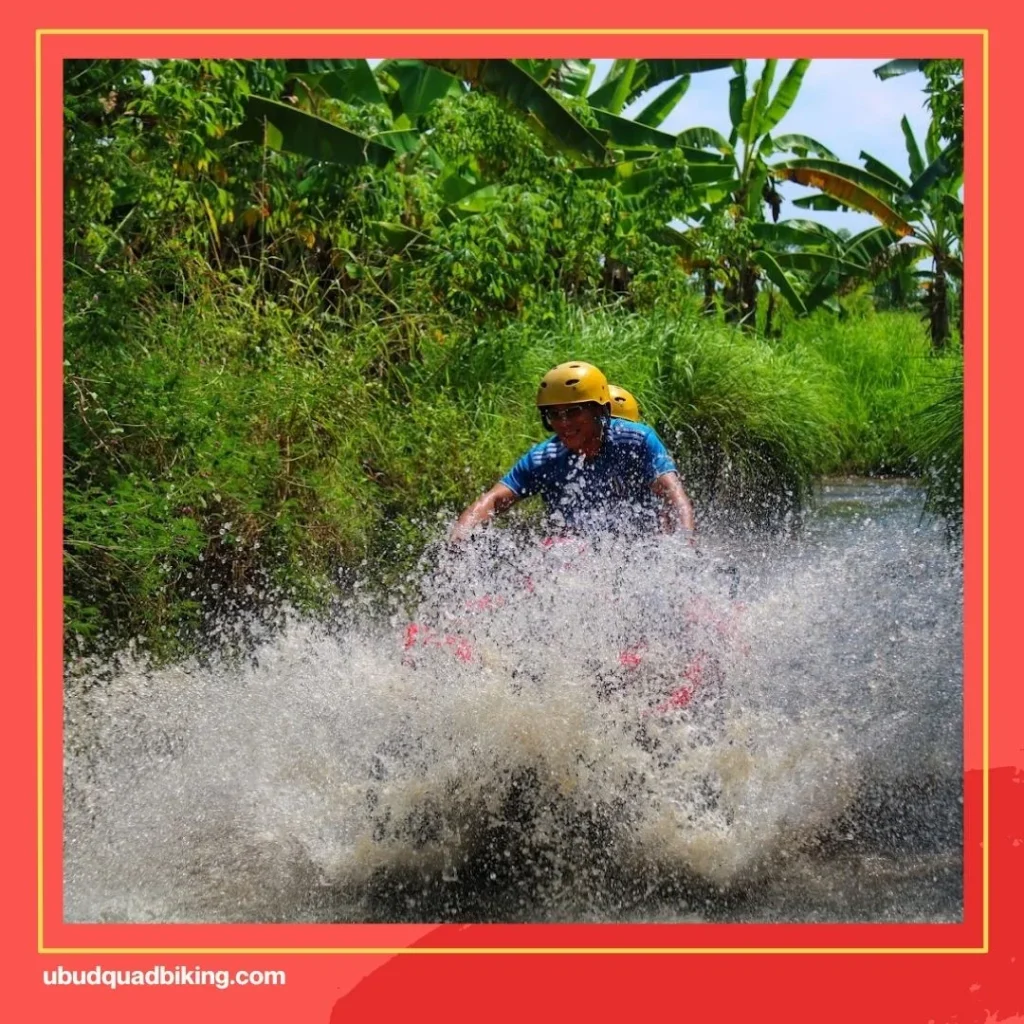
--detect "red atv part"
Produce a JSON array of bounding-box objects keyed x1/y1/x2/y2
[
  {"x1": 400, "y1": 538, "x2": 742, "y2": 712},
  {"x1": 402, "y1": 623, "x2": 475, "y2": 665}
]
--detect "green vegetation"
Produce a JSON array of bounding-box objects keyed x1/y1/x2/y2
[{"x1": 64, "y1": 58, "x2": 964, "y2": 660}]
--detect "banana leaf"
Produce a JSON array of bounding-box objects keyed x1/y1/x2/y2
[
  {"x1": 438, "y1": 167, "x2": 486, "y2": 204},
  {"x1": 590, "y1": 58, "x2": 732, "y2": 110},
  {"x1": 642, "y1": 59, "x2": 734, "y2": 85},
  {"x1": 513, "y1": 60, "x2": 559, "y2": 85},
  {"x1": 842, "y1": 225, "x2": 901, "y2": 265},
  {"x1": 774, "y1": 158, "x2": 900, "y2": 199},
  {"x1": 729, "y1": 66, "x2": 747, "y2": 130},
  {"x1": 943, "y1": 255, "x2": 964, "y2": 280},
  {"x1": 548, "y1": 60, "x2": 595, "y2": 97},
  {"x1": 635, "y1": 75, "x2": 691, "y2": 127},
  {"x1": 858, "y1": 150, "x2": 911, "y2": 191},
  {"x1": 576, "y1": 157, "x2": 731, "y2": 195},
  {"x1": 686, "y1": 164, "x2": 739, "y2": 186},
  {"x1": 925, "y1": 118, "x2": 941, "y2": 164},
  {"x1": 940, "y1": 192, "x2": 965, "y2": 218},
  {"x1": 624, "y1": 159, "x2": 732, "y2": 195},
  {"x1": 677, "y1": 126, "x2": 733, "y2": 155},
  {"x1": 802, "y1": 271, "x2": 844, "y2": 314},
  {"x1": 774, "y1": 164, "x2": 914, "y2": 235},
  {"x1": 425, "y1": 58, "x2": 609, "y2": 163},
  {"x1": 759, "y1": 59, "x2": 811, "y2": 136},
  {"x1": 284, "y1": 59, "x2": 385, "y2": 106},
  {"x1": 900, "y1": 115, "x2": 926, "y2": 181},
  {"x1": 372, "y1": 129, "x2": 423, "y2": 156},
  {"x1": 737, "y1": 95, "x2": 757, "y2": 146},
  {"x1": 873, "y1": 59, "x2": 932, "y2": 80},
  {"x1": 792, "y1": 194, "x2": 849, "y2": 212},
  {"x1": 904, "y1": 140, "x2": 963, "y2": 202},
  {"x1": 588, "y1": 59, "x2": 641, "y2": 111},
  {"x1": 591, "y1": 108, "x2": 678, "y2": 150},
  {"x1": 686, "y1": 184, "x2": 734, "y2": 210},
  {"x1": 573, "y1": 161, "x2": 664, "y2": 195},
  {"x1": 451, "y1": 184, "x2": 501, "y2": 216},
  {"x1": 750, "y1": 220, "x2": 842, "y2": 248},
  {"x1": 677, "y1": 145, "x2": 734, "y2": 165},
  {"x1": 573, "y1": 159, "x2": 654, "y2": 183},
  {"x1": 740, "y1": 59, "x2": 777, "y2": 144},
  {"x1": 771, "y1": 134, "x2": 836, "y2": 159},
  {"x1": 380, "y1": 59, "x2": 464, "y2": 118},
  {"x1": 648, "y1": 225, "x2": 718, "y2": 269},
  {"x1": 610, "y1": 60, "x2": 640, "y2": 114},
  {"x1": 865, "y1": 241, "x2": 934, "y2": 279},
  {"x1": 650, "y1": 224, "x2": 697, "y2": 251},
  {"x1": 752, "y1": 250, "x2": 807, "y2": 314},
  {"x1": 768, "y1": 251, "x2": 868, "y2": 276},
  {"x1": 239, "y1": 96, "x2": 396, "y2": 168}
]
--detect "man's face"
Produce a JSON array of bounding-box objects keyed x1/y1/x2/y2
[{"x1": 546, "y1": 402, "x2": 602, "y2": 451}]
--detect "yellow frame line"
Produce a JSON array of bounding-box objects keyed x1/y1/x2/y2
[
  {"x1": 39, "y1": 27, "x2": 987, "y2": 35},
  {"x1": 36, "y1": 25, "x2": 46, "y2": 955},
  {"x1": 40, "y1": 946, "x2": 989, "y2": 955}
]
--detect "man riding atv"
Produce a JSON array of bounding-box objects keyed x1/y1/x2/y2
[
  {"x1": 369, "y1": 367, "x2": 737, "y2": 855},
  {"x1": 451, "y1": 362, "x2": 695, "y2": 544},
  {"x1": 441, "y1": 361, "x2": 717, "y2": 717}
]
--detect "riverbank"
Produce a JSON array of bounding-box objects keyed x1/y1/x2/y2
[{"x1": 64, "y1": 299, "x2": 962, "y2": 662}]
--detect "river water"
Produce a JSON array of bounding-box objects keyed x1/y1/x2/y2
[{"x1": 64, "y1": 478, "x2": 963, "y2": 924}]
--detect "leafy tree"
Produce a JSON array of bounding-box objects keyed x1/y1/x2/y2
[{"x1": 777, "y1": 113, "x2": 962, "y2": 348}]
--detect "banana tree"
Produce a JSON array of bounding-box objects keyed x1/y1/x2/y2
[
  {"x1": 664, "y1": 59, "x2": 860, "y2": 324},
  {"x1": 239, "y1": 58, "x2": 611, "y2": 168},
  {"x1": 235, "y1": 57, "x2": 850, "y2": 318},
  {"x1": 408, "y1": 58, "x2": 742, "y2": 300},
  {"x1": 578, "y1": 59, "x2": 735, "y2": 143},
  {"x1": 236, "y1": 59, "x2": 744, "y2": 273},
  {"x1": 774, "y1": 112, "x2": 962, "y2": 347},
  {"x1": 235, "y1": 61, "x2": 568, "y2": 251}
]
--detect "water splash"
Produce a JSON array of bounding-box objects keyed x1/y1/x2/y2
[{"x1": 64, "y1": 482, "x2": 962, "y2": 923}]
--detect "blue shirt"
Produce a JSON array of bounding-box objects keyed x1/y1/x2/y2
[{"x1": 500, "y1": 418, "x2": 678, "y2": 534}]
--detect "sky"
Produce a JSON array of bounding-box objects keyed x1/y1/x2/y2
[{"x1": 607, "y1": 58, "x2": 933, "y2": 236}]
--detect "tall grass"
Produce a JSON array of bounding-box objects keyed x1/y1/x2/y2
[
  {"x1": 431, "y1": 309, "x2": 844, "y2": 531},
  {"x1": 779, "y1": 310, "x2": 961, "y2": 474},
  {"x1": 64, "y1": 258, "x2": 960, "y2": 660},
  {"x1": 907, "y1": 357, "x2": 964, "y2": 537}
]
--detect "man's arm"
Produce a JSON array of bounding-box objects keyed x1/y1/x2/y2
[
  {"x1": 651, "y1": 471, "x2": 696, "y2": 537},
  {"x1": 450, "y1": 482, "x2": 519, "y2": 543}
]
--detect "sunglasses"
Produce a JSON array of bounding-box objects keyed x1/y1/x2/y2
[{"x1": 545, "y1": 406, "x2": 588, "y2": 424}]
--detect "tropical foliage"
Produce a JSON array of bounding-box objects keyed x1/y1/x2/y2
[{"x1": 63, "y1": 57, "x2": 965, "y2": 659}]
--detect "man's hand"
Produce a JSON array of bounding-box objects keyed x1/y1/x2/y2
[
  {"x1": 451, "y1": 482, "x2": 519, "y2": 545},
  {"x1": 448, "y1": 520, "x2": 474, "y2": 546}
]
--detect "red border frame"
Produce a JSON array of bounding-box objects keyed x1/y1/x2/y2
[{"x1": 5, "y1": 3, "x2": 1020, "y2": 1021}]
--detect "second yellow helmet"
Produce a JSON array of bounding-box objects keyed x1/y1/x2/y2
[{"x1": 608, "y1": 385, "x2": 641, "y2": 422}]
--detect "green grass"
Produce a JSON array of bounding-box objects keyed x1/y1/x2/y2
[
  {"x1": 778, "y1": 309, "x2": 962, "y2": 475},
  {"x1": 64, "y1": 260, "x2": 962, "y2": 661}
]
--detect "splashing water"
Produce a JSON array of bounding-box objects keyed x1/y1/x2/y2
[{"x1": 64, "y1": 480, "x2": 962, "y2": 923}]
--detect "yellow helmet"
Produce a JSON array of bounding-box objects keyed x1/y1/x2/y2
[
  {"x1": 536, "y1": 361, "x2": 611, "y2": 411},
  {"x1": 608, "y1": 385, "x2": 641, "y2": 422}
]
